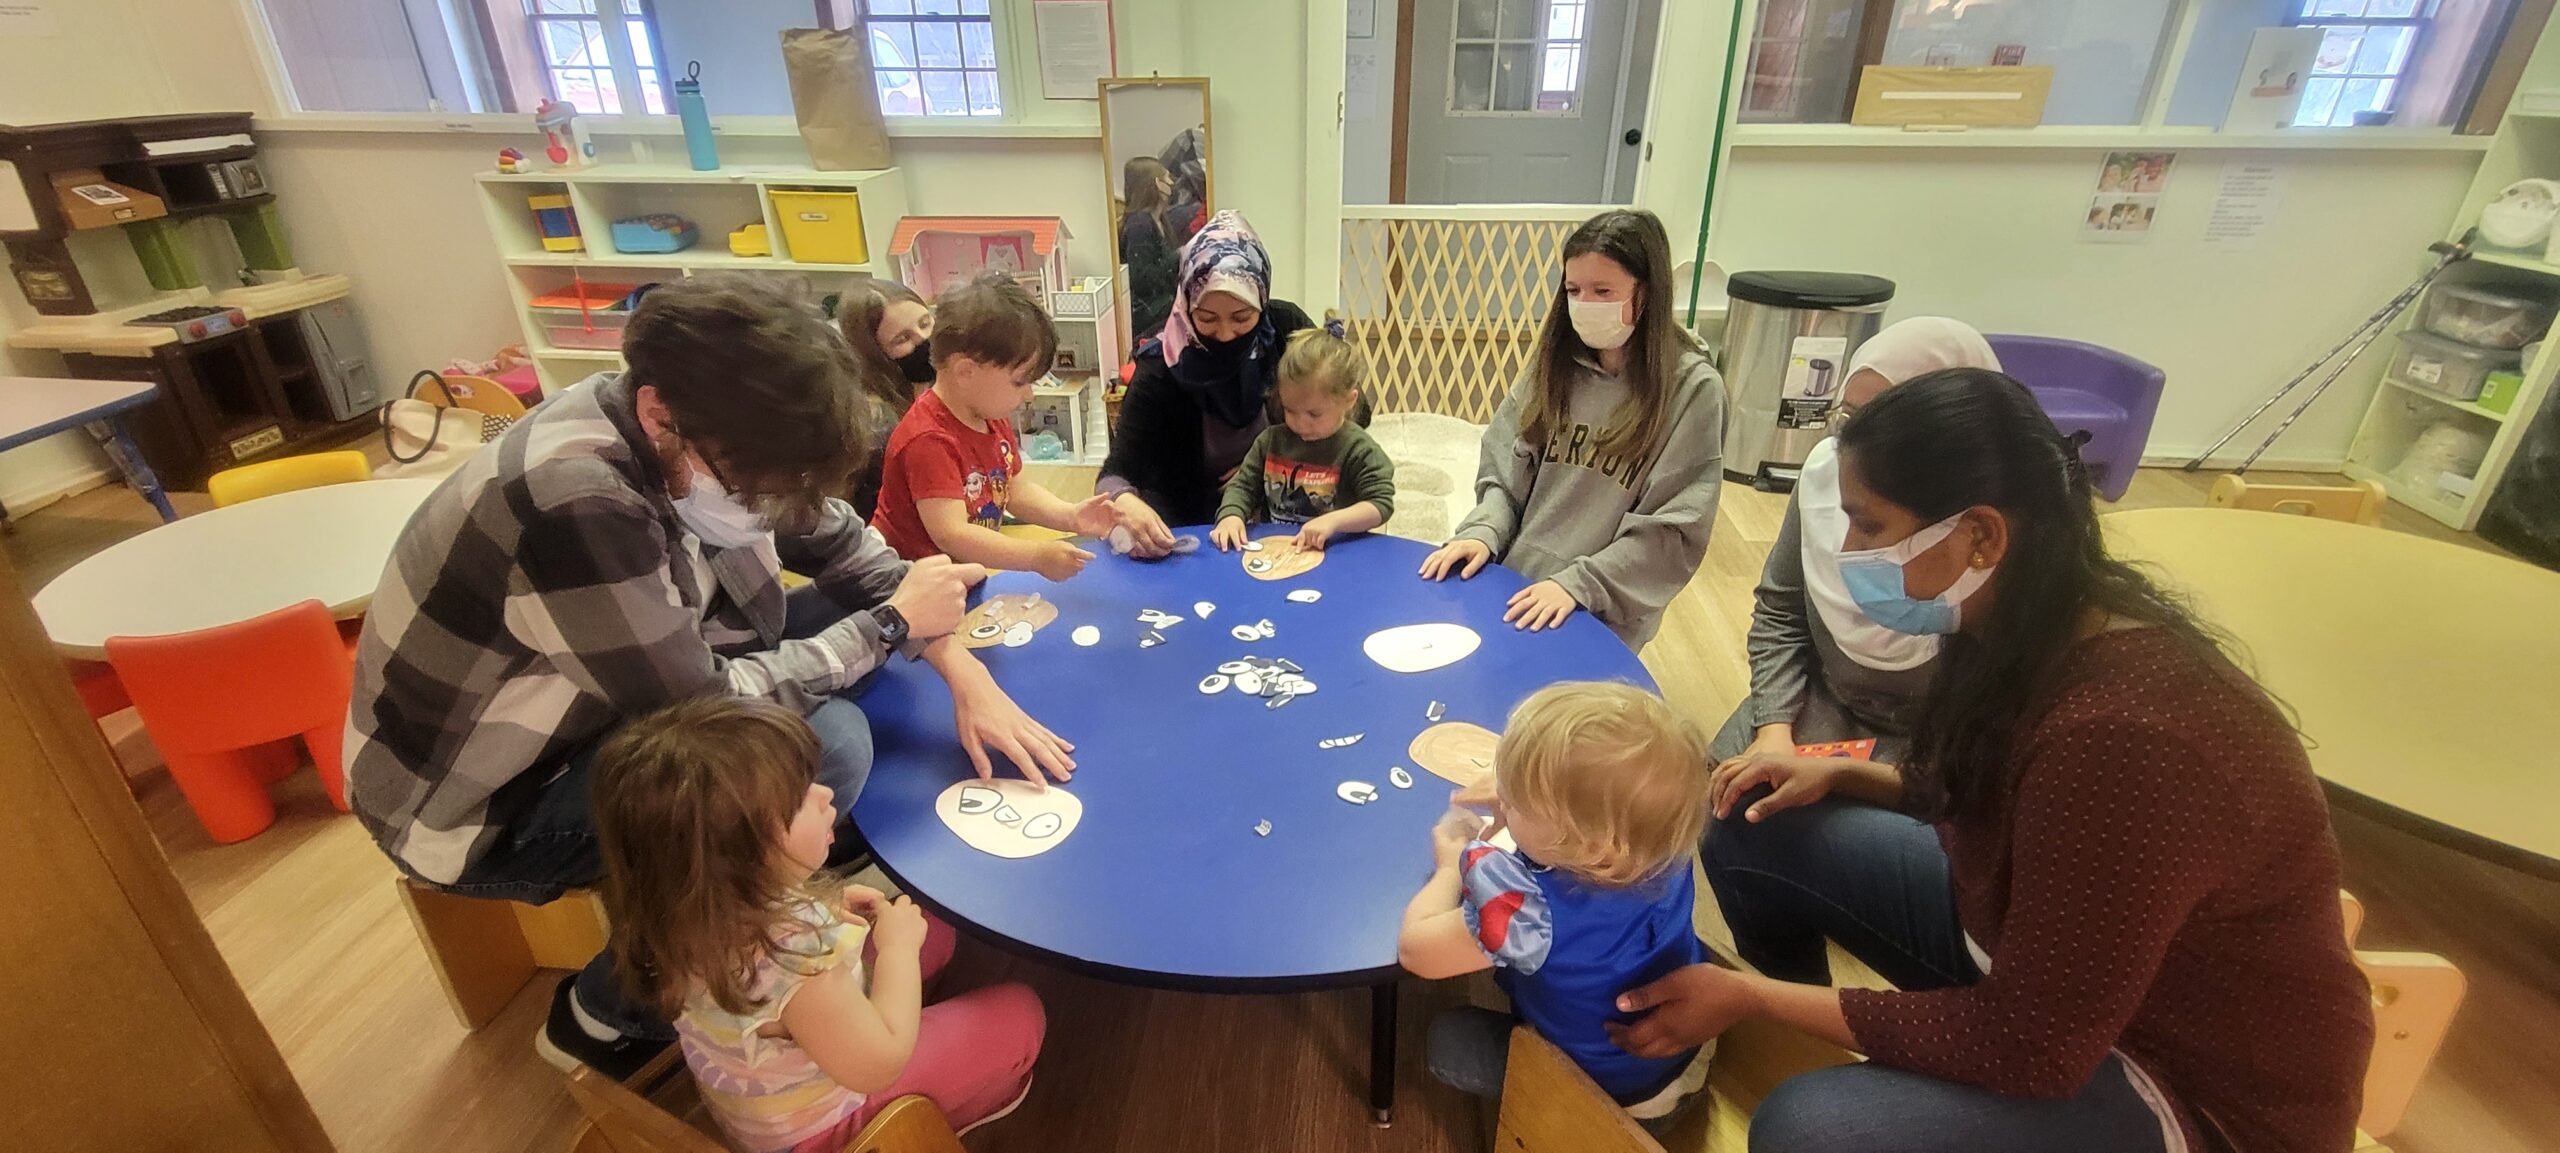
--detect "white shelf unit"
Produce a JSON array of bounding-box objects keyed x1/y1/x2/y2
[
  {"x1": 474, "y1": 165, "x2": 912, "y2": 395},
  {"x1": 2343, "y1": 23, "x2": 2560, "y2": 531}
]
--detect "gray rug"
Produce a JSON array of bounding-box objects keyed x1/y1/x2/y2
[{"x1": 1368, "y1": 410, "x2": 1488, "y2": 545}]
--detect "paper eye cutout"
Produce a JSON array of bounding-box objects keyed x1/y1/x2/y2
[
  {"x1": 955, "y1": 786, "x2": 1000, "y2": 815},
  {"x1": 968, "y1": 622, "x2": 1003, "y2": 640},
  {"x1": 1022, "y1": 812, "x2": 1063, "y2": 839},
  {"x1": 992, "y1": 804, "x2": 1023, "y2": 826}
]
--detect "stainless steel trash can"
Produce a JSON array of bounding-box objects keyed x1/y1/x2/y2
[{"x1": 1721, "y1": 271, "x2": 1896, "y2": 490}]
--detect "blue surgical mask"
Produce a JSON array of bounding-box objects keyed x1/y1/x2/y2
[
  {"x1": 1836, "y1": 514, "x2": 1992, "y2": 636},
  {"x1": 672, "y1": 464, "x2": 771, "y2": 549}
]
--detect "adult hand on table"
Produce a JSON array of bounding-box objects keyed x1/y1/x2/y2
[
  {"x1": 1067, "y1": 493, "x2": 1122, "y2": 539},
  {"x1": 1418, "y1": 538, "x2": 1492, "y2": 581},
  {"x1": 1608, "y1": 964, "x2": 1761, "y2": 1059},
  {"x1": 1502, "y1": 579, "x2": 1579, "y2": 632},
  {"x1": 1109, "y1": 492, "x2": 1179, "y2": 558},
  {"x1": 886, "y1": 555, "x2": 987, "y2": 640},
  {"x1": 935, "y1": 646, "x2": 1078, "y2": 787}
]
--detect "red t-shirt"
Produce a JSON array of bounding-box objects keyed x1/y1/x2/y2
[{"x1": 871, "y1": 388, "x2": 1020, "y2": 560}]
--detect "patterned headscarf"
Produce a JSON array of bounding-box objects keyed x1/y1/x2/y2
[
  {"x1": 1158, "y1": 211, "x2": 1283, "y2": 427},
  {"x1": 1160, "y1": 210, "x2": 1271, "y2": 368}
]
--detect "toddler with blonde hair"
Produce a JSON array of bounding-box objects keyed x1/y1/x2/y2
[{"x1": 1398, "y1": 680, "x2": 1715, "y2": 1131}]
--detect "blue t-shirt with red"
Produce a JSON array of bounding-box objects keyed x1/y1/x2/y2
[{"x1": 1460, "y1": 841, "x2": 1706, "y2": 1104}]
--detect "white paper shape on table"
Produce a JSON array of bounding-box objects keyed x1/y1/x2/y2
[
  {"x1": 1242, "y1": 540, "x2": 1265, "y2": 552},
  {"x1": 1319, "y1": 733, "x2": 1364, "y2": 749},
  {"x1": 1254, "y1": 819, "x2": 1273, "y2": 837},
  {"x1": 1255, "y1": 619, "x2": 1277, "y2": 638},
  {"x1": 1337, "y1": 780, "x2": 1380, "y2": 805},
  {"x1": 1234, "y1": 670, "x2": 1264, "y2": 696},
  {"x1": 1001, "y1": 621, "x2": 1035, "y2": 648},
  {"x1": 1390, "y1": 766, "x2": 1415, "y2": 789},
  {"x1": 1364, "y1": 623, "x2": 1484, "y2": 674},
  {"x1": 1230, "y1": 624, "x2": 1262, "y2": 641},
  {"x1": 1194, "y1": 601, "x2": 1216, "y2": 619},
  {"x1": 1217, "y1": 660, "x2": 1253, "y2": 675},
  {"x1": 937, "y1": 779, "x2": 1082, "y2": 859},
  {"x1": 967, "y1": 621, "x2": 1004, "y2": 641},
  {"x1": 1137, "y1": 608, "x2": 1184, "y2": 628},
  {"x1": 1072, "y1": 625, "x2": 1100, "y2": 647},
  {"x1": 1198, "y1": 673, "x2": 1230, "y2": 694},
  {"x1": 1140, "y1": 630, "x2": 1166, "y2": 648},
  {"x1": 1266, "y1": 692, "x2": 1295, "y2": 709},
  {"x1": 1286, "y1": 589, "x2": 1322, "y2": 604}
]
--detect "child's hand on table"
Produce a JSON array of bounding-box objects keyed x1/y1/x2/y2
[
  {"x1": 1210, "y1": 516, "x2": 1250, "y2": 552},
  {"x1": 1108, "y1": 493, "x2": 1179, "y2": 558},
  {"x1": 1419, "y1": 538, "x2": 1492, "y2": 581},
  {"x1": 867, "y1": 894, "x2": 929, "y2": 956},
  {"x1": 1030, "y1": 539, "x2": 1094, "y2": 582},
  {"x1": 1503, "y1": 579, "x2": 1579, "y2": 631},
  {"x1": 1292, "y1": 515, "x2": 1342, "y2": 552}
]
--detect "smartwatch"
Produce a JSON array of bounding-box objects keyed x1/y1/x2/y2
[{"x1": 869, "y1": 603, "x2": 910, "y2": 650}]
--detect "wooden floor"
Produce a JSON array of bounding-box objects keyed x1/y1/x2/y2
[{"x1": 9, "y1": 467, "x2": 2554, "y2": 1153}]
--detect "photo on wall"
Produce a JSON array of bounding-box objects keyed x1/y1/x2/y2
[{"x1": 2083, "y1": 150, "x2": 2174, "y2": 244}]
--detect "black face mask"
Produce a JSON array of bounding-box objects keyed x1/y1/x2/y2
[{"x1": 895, "y1": 340, "x2": 936, "y2": 384}]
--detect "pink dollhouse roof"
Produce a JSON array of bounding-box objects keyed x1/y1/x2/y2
[{"x1": 888, "y1": 216, "x2": 1069, "y2": 258}]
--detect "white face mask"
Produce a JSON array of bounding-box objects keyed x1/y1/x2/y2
[
  {"x1": 671, "y1": 464, "x2": 771, "y2": 549},
  {"x1": 1567, "y1": 296, "x2": 1636, "y2": 351}
]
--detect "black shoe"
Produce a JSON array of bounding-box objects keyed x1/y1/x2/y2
[{"x1": 534, "y1": 975, "x2": 669, "y2": 1082}]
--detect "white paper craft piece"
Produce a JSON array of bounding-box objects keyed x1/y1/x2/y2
[
  {"x1": 1137, "y1": 608, "x2": 1184, "y2": 628},
  {"x1": 1364, "y1": 623, "x2": 1484, "y2": 674},
  {"x1": 937, "y1": 779, "x2": 1082, "y2": 859},
  {"x1": 1255, "y1": 619, "x2": 1277, "y2": 638},
  {"x1": 1254, "y1": 819, "x2": 1273, "y2": 837},
  {"x1": 1234, "y1": 670, "x2": 1264, "y2": 696},
  {"x1": 1230, "y1": 624, "x2": 1262, "y2": 641},
  {"x1": 1194, "y1": 601, "x2": 1216, "y2": 619},
  {"x1": 1390, "y1": 766, "x2": 1415, "y2": 789},
  {"x1": 1001, "y1": 621, "x2": 1035, "y2": 648},
  {"x1": 1217, "y1": 660, "x2": 1253, "y2": 675},
  {"x1": 1242, "y1": 540, "x2": 1265, "y2": 552},
  {"x1": 1072, "y1": 625, "x2": 1100, "y2": 646},
  {"x1": 1286, "y1": 589, "x2": 1322, "y2": 604},
  {"x1": 967, "y1": 622, "x2": 1003, "y2": 641},
  {"x1": 1426, "y1": 700, "x2": 1447, "y2": 721},
  {"x1": 1140, "y1": 630, "x2": 1166, "y2": 648},
  {"x1": 1198, "y1": 673, "x2": 1231, "y2": 694},
  {"x1": 1266, "y1": 692, "x2": 1295, "y2": 709},
  {"x1": 1319, "y1": 733, "x2": 1365, "y2": 749},
  {"x1": 1337, "y1": 781, "x2": 1380, "y2": 805}
]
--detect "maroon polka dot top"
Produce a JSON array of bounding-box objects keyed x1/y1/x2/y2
[{"x1": 1841, "y1": 628, "x2": 2373, "y2": 1153}]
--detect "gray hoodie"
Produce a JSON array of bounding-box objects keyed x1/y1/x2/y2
[{"x1": 1453, "y1": 347, "x2": 1725, "y2": 647}]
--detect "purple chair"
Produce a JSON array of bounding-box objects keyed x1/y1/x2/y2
[{"x1": 1984, "y1": 334, "x2": 2165, "y2": 502}]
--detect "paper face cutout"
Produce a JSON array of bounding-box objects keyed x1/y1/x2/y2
[
  {"x1": 1072, "y1": 625, "x2": 1100, "y2": 646},
  {"x1": 1198, "y1": 673, "x2": 1231, "y2": 694},
  {"x1": 1409, "y1": 721, "x2": 1501, "y2": 786},
  {"x1": 1319, "y1": 733, "x2": 1364, "y2": 749},
  {"x1": 1426, "y1": 700, "x2": 1447, "y2": 721},
  {"x1": 1286, "y1": 589, "x2": 1322, "y2": 604},
  {"x1": 1363, "y1": 623, "x2": 1483, "y2": 673},
  {"x1": 1242, "y1": 538, "x2": 1325, "y2": 581},
  {"x1": 1194, "y1": 601, "x2": 1216, "y2": 619},
  {"x1": 960, "y1": 594, "x2": 1058, "y2": 650},
  {"x1": 1337, "y1": 781, "x2": 1380, "y2": 805},
  {"x1": 1390, "y1": 766, "x2": 1415, "y2": 789},
  {"x1": 936, "y1": 778, "x2": 1082, "y2": 859},
  {"x1": 1253, "y1": 819, "x2": 1273, "y2": 836}
]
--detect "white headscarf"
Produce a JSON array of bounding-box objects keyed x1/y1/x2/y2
[{"x1": 1797, "y1": 318, "x2": 2003, "y2": 671}]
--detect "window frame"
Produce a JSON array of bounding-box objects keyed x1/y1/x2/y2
[
  {"x1": 862, "y1": 0, "x2": 1006, "y2": 119},
  {"x1": 525, "y1": 0, "x2": 668, "y2": 118},
  {"x1": 1444, "y1": 0, "x2": 1591, "y2": 119},
  {"x1": 2285, "y1": 0, "x2": 2435, "y2": 129}
]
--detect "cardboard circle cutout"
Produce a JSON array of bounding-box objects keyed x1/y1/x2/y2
[
  {"x1": 959, "y1": 593, "x2": 1059, "y2": 650},
  {"x1": 1363, "y1": 623, "x2": 1483, "y2": 673},
  {"x1": 1409, "y1": 721, "x2": 1500, "y2": 786},
  {"x1": 1242, "y1": 538, "x2": 1325, "y2": 581},
  {"x1": 935, "y1": 778, "x2": 1082, "y2": 858}
]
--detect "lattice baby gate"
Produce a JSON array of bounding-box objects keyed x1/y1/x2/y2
[{"x1": 1338, "y1": 212, "x2": 1580, "y2": 423}]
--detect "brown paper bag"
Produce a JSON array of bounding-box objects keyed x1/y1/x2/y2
[{"x1": 781, "y1": 27, "x2": 894, "y2": 171}]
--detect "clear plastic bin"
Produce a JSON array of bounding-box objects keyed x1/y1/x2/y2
[
  {"x1": 2388, "y1": 329, "x2": 2519, "y2": 401},
  {"x1": 2420, "y1": 284, "x2": 2554, "y2": 349}
]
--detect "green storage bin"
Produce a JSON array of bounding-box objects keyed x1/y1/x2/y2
[{"x1": 2478, "y1": 369, "x2": 2525, "y2": 414}]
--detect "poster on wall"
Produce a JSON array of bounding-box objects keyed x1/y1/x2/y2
[
  {"x1": 2225, "y1": 27, "x2": 2325, "y2": 132},
  {"x1": 1035, "y1": 0, "x2": 1115, "y2": 101},
  {"x1": 2081, "y1": 150, "x2": 2174, "y2": 244},
  {"x1": 2205, "y1": 161, "x2": 2288, "y2": 248}
]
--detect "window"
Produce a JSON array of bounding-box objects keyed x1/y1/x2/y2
[
  {"x1": 2290, "y1": 0, "x2": 2427, "y2": 127},
  {"x1": 528, "y1": 0, "x2": 665, "y2": 116},
  {"x1": 864, "y1": 0, "x2": 1003, "y2": 118},
  {"x1": 1451, "y1": 0, "x2": 1587, "y2": 114},
  {"x1": 1741, "y1": 0, "x2": 1866, "y2": 123}
]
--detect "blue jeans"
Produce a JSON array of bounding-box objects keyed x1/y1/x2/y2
[
  {"x1": 444, "y1": 588, "x2": 877, "y2": 1040},
  {"x1": 1426, "y1": 1006, "x2": 1699, "y2": 1138},
  {"x1": 1702, "y1": 796, "x2": 2172, "y2": 1153}
]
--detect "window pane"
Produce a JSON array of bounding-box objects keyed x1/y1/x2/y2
[
  {"x1": 2314, "y1": 27, "x2": 2362, "y2": 72},
  {"x1": 2295, "y1": 75, "x2": 2344, "y2": 125},
  {"x1": 965, "y1": 69, "x2": 1003, "y2": 115},
  {"x1": 963, "y1": 21, "x2": 996, "y2": 69},
  {"x1": 876, "y1": 68, "x2": 923, "y2": 115},
  {"x1": 1494, "y1": 42, "x2": 1536, "y2": 109},
  {"x1": 1739, "y1": 0, "x2": 1865, "y2": 124},
  {"x1": 880, "y1": 23, "x2": 918, "y2": 69},
  {"x1": 534, "y1": 0, "x2": 590, "y2": 14},
  {"x1": 962, "y1": 0, "x2": 991, "y2": 11},
  {"x1": 620, "y1": 0, "x2": 640, "y2": 12},
  {"x1": 2335, "y1": 75, "x2": 2392, "y2": 123},
  {"x1": 2306, "y1": 0, "x2": 2366, "y2": 15},
  {"x1": 1497, "y1": 0, "x2": 1536, "y2": 39},
  {"x1": 917, "y1": 0, "x2": 961, "y2": 13},
  {"x1": 637, "y1": 68, "x2": 666, "y2": 114},
  {"x1": 2353, "y1": 24, "x2": 2414, "y2": 75},
  {"x1": 1547, "y1": 1, "x2": 1584, "y2": 41},
  {"x1": 1542, "y1": 44, "x2": 1580, "y2": 91},
  {"x1": 1883, "y1": 0, "x2": 2174, "y2": 125},
  {"x1": 556, "y1": 69, "x2": 608, "y2": 114},
  {"x1": 916, "y1": 20, "x2": 962, "y2": 67},
  {"x1": 542, "y1": 20, "x2": 595, "y2": 65},
  {"x1": 1457, "y1": 0, "x2": 1497, "y2": 39},
  {"x1": 627, "y1": 19, "x2": 655, "y2": 65},
  {"x1": 1452, "y1": 42, "x2": 1494, "y2": 109},
  {"x1": 868, "y1": 0, "x2": 914, "y2": 14},
  {"x1": 921, "y1": 69, "x2": 969, "y2": 115},
  {"x1": 2367, "y1": 0, "x2": 2419, "y2": 14},
  {"x1": 1765, "y1": 0, "x2": 1809, "y2": 39}
]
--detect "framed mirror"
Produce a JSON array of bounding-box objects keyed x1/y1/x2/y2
[{"x1": 1100, "y1": 76, "x2": 1212, "y2": 341}]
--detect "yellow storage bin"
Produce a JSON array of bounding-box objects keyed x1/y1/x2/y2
[{"x1": 769, "y1": 189, "x2": 868, "y2": 265}]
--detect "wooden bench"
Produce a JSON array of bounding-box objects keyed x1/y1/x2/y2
[{"x1": 396, "y1": 878, "x2": 611, "y2": 1030}]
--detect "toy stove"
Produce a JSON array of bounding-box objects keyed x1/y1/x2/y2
[{"x1": 126, "y1": 305, "x2": 249, "y2": 342}]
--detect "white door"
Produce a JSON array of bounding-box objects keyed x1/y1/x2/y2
[{"x1": 1402, "y1": 0, "x2": 1657, "y2": 204}]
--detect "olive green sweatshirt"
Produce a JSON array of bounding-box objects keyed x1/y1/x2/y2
[{"x1": 1217, "y1": 422, "x2": 1397, "y2": 526}]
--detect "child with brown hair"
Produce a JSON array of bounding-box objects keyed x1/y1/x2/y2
[
  {"x1": 870, "y1": 271, "x2": 1132, "y2": 579},
  {"x1": 1399, "y1": 681, "x2": 1716, "y2": 1133},
  {"x1": 1208, "y1": 317, "x2": 1397, "y2": 553},
  {"x1": 593, "y1": 695, "x2": 1044, "y2": 1152}
]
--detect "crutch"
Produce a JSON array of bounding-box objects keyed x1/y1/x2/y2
[{"x1": 2183, "y1": 232, "x2": 2473, "y2": 474}]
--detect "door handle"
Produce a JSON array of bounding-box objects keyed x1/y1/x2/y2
[{"x1": 1623, "y1": 127, "x2": 1643, "y2": 146}]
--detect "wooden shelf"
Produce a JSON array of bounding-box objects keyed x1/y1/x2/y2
[
  {"x1": 2469, "y1": 249, "x2": 2560, "y2": 277},
  {"x1": 502, "y1": 251, "x2": 878, "y2": 274},
  {"x1": 2379, "y1": 376, "x2": 2514, "y2": 423},
  {"x1": 162, "y1": 193, "x2": 277, "y2": 223},
  {"x1": 2344, "y1": 460, "x2": 2471, "y2": 526}
]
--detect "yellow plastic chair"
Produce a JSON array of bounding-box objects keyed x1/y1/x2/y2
[
  {"x1": 206, "y1": 450, "x2": 373, "y2": 508},
  {"x1": 2208, "y1": 474, "x2": 2388, "y2": 526}
]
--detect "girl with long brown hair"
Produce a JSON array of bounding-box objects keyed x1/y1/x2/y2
[
  {"x1": 593, "y1": 696, "x2": 1046, "y2": 1152},
  {"x1": 837, "y1": 280, "x2": 936, "y2": 518},
  {"x1": 1419, "y1": 208, "x2": 1726, "y2": 647}
]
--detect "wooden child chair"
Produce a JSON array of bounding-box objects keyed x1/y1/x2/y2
[
  {"x1": 2340, "y1": 892, "x2": 2466, "y2": 1139},
  {"x1": 398, "y1": 879, "x2": 612, "y2": 1030},
  {"x1": 2208, "y1": 474, "x2": 2388, "y2": 526},
  {"x1": 207, "y1": 449, "x2": 373, "y2": 508},
  {"x1": 564, "y1": 1046, "x2": 965, "y2": 1153}
]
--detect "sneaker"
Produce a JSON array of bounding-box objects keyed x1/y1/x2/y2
[
  {"x1": 534, "y1": 974, "x2": 670, "y2": 1082},
  {"x1": 955, "y1": 1075, "x2": 1035, "y2": 1138}
]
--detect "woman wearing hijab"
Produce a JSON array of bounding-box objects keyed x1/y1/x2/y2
[
  {"x1": 1709, "y1": 318, "x2": 2003, "y2": 767},
  {"x1": 1099, "y1": 211, "x2": 1361, "y2": 549}
]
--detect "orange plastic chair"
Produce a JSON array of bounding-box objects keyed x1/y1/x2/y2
[
  {"x1": 206, "y1": 450, "x2": 373, "y2": 508},
  {"x1": 65, "y1": 658, "x2": 131, "y2": 719},
  {"x1": 104, "y1": 598, "x2": 354, "y2": 844}
]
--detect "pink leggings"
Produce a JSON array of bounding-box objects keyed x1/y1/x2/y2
[{"x1": 792, "y1": 913, "x2": 1045, "y2": 1152}]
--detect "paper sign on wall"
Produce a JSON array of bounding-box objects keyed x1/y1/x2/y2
[
  {"x1": 1034, "y1": 0, "x2": 1114, "y2": 101},
  {"x1": 2205, "y1": 162, "x2": 2288, "y2": 249}
]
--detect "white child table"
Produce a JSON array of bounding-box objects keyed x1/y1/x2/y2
[
  {"x1": 34, "y1": 478, "x2": 438, "y2": 659},
  {"x1": 0, "y1": 375, "x2": 178, "y2": 523}
]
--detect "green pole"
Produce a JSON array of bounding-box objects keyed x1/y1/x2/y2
[{"x1": 1685, "y1": 0, "x2": 1749, "y2": 330}]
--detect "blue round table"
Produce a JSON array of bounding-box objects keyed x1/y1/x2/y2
[{"x1": 851, "y1": 530, "x2": 1655, "y2": 1122}]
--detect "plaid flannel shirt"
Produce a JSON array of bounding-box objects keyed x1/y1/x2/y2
[{"x1": 346, "y1": 373, "x2": 911, "y2": 885}]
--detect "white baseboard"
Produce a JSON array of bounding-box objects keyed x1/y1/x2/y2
[{"x1": 0, "y1": 467, "x2": 113, "y2": 519}]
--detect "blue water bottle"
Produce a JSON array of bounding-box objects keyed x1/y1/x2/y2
[{"x1": 676, "y1": 60, "x2": 719, "y2": 171}]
